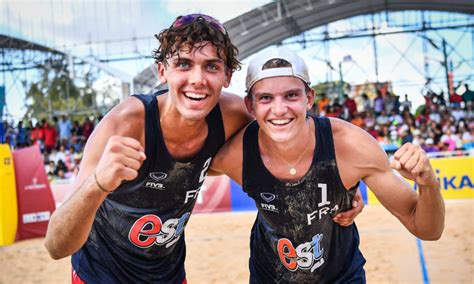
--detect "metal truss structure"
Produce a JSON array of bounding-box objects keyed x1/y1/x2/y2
[
  {"x1": 135, "y1": 0, "x2": 473, "y2": 97},
  {"x1": 226, "y1": 0, "x2": 473, "y2": 59},
  {"x1": 1, "y1": 0, "x2": 473, "y2": 118},
  {"x1": 0, "y1": 35, "x2": 136, "y2": 119}
]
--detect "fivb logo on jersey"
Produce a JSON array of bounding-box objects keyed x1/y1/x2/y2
[
  {"x1": 260, "y1": 192, "x2": 279, "y2": 213},
  {"x1": 143, "y1": 172, "x2": 167, "y2": 190}
]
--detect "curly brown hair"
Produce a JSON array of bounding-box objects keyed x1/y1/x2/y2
[{"x1": 152, "y1": 14, "x2": 241, "y2": 73}]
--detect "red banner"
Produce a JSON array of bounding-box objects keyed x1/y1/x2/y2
[
  {"x1": 12, "y1": 145, "x2": 56, "y2": 240},
  {"x1": 193, "y1": 176, "x2": 231, "y2": 213}
]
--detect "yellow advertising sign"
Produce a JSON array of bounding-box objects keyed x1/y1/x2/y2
[
  {"x1": 0, "y1": 144, "x2": 18, "y2": 246},
  {"x1": 366, "y1": 156, "x2": 474, "y2": 204}
]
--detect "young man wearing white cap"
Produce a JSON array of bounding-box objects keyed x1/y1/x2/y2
[{"x1": 211, "y1": 48, "x2": 445, "y2": 282}]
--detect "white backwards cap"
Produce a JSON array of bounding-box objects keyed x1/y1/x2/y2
[{"x1": 245, "y1": 48, "x2": 310, "y2": 92}]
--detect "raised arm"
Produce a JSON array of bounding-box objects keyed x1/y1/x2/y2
[
  {"x1": 387, "y1": 142, "x2": 445, "y2": 239},
  {"x1": 44, "y1": 97, "x2": 146, "y2": 259},
  {"x1": 333, "y1": 119, "x2": 444, "y2": 240}
]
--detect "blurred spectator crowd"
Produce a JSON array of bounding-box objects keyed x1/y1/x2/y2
[
  {"x1": 311, "y1": 83, "x2": 473, "y2": 154},
  {"x1": 0, "y1": 115, "x2": 101, "y2": 181},
  {"x1": 1, "y1": 83, "x2": 473, "y2": 180}
]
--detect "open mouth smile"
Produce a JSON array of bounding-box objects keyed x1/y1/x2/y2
[
  {"x1": 269, "y1": 118, "x2": 293, "y2": 126},
  {"x1": 184, "y1": 92, "x2": 208, "y2": 101}
]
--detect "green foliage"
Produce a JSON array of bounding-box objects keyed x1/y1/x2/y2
[
  {"x1": 311, "y1": 81, "x2": 350, "y2": 103},
  {"x1": 415, "y1": 104, "x2": 425, "y2": 117},
  {"x1": 312, "y1": 81, "x2": 334, "y2": 96},
  {"x1": 24, "y1": 65, "x2": 99, "y2": 121}
]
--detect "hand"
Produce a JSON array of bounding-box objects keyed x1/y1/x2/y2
[
  {"x1": 333, "y1": 188, "x2": 364, "y2": 226},
  {"x1": 390, "y1": 142, "x2": 437, "y2": 187},
  {"x1": 94, "y1": 136, "x2": 146, "y2": 193}
]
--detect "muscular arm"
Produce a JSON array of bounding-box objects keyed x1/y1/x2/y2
[
  {"x1": 208, "y1": 92, "x2": 251, "y2": 177},
  {"x1": 219, "y1": 92, "x2": 252, "y2": 142},
  {"x1": 44, "y1": 97, "x2": 146, "y2": 259},
  {"x1": 210, "y1": 125, "x2": 246, "y2": 183},
  {"x1": 332, "y1": 118, "x2": 444, "y2": 240}
]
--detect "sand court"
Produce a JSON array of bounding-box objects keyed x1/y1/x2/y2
[{"x1": 0, "y1": 199, "x2": 472, "y2": 283}]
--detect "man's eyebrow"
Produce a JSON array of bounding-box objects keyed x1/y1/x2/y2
[
  {"x1": 283, "y1": 88, "x2": 302, "y2": 94},
  {"x1": 205, "y1": 58, "x2": 225, "y2": 64},
  {"x1": 253, "y1": 91, "x2": 273, "y2": 97},
  {"x1": 254, "y1": 88, "x2": 302, "y2": 97},
  {"x1": 169, "y1": 57, "x2": 224, "y2": 65},
  {"x1": 171, "y1": 57, "x2": 190, "y2": 62}
]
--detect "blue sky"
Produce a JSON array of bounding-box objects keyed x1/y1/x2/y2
[
  {"x1": 1, "y1": 0, "x2": 472, "y2": 119},
  {"x1": 0, "y1": 0, "x2": 272, "y2": 118},
  {"x1": 0, "y1": 0, "x2": 270, "y2": 49}
]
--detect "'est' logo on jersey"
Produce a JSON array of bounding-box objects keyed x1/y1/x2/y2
[
  {"x1": 277, "y1": 234, "x2": 325, "y2": 272},
  {"x1": 128, "y1": 213, "x2": 190, "y2": 249}
]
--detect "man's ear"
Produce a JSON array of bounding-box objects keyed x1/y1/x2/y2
[
  {"x1": 244, "y1": 95, "x2": 255, "y2": 118},
  {"x1": 306, "y1": 88, "x2": 315, "y2": 111},
  {"x1": 157, "y1": 63, "x2": 167, "y2": 84},
  {"x1": 223, "y1": 69, "x2": 232, "y2": 88}
]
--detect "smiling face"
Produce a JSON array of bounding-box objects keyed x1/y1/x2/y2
[
  {"x1": 245, "y1": 76, "x2": 314, "y2": 143},
  {"x1": 158, "y1": 42, "x2": 231, "y2": 121}
]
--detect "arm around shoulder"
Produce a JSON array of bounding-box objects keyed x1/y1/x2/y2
[
  {"x1": 219, "y1": 92, "x2": 252, "y2": 141},
  {"x1": 210, "y1": 123, "x2": 247, "y2": 185}
]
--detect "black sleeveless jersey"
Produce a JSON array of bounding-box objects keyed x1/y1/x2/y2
[
  {"x1": 72, "y1": 91, "x2": 225, "y2": 283},
  {"x1": 242, "y1": 116, "x2": 366, "y2": 283}
]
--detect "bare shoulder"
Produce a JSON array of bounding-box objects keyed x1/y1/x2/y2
[
  {"x1": 329, "y1": 118, "x2": 384, "y2": 156},
  {"x1": 218, "y1": 92, "x2": 245, "y2": 116},
  {"x1": 218, "y1": 92, "x2": 252, "y2": 140},
  {"x1": 101, "y1": 96, "x2": 145, "y2": 138},
  {"x1": 73, "y1": 96, "x2": 146, "y2": 188},
  {"x1": 211, "y1": 122, "x2": 248, "y2": 184},
  {"x1": 218, "y1": 91, "x2": 244, "y2": 107},
  {"x1": 212, "y1": 121, "x2": 246, "y2": 168},
  {"x1": 328, "y1": 117, "x2": 390, "y2": 181},
  {"x1": 82, "y1": 96, "x2": 145, "y2": 163}
]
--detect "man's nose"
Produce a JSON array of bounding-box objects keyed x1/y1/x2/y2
[
  {"x1": 189, "y1": 67, "x2": 206, "y2": 86},
  {"x1": 272, "y1": 97, "x2": 288, "y2": 116}
]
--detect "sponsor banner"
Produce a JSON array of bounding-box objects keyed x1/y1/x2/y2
[
  {"x1": 193, "y1": 176, "x2": 231, "y2": 213},
  {"x1": 363, "y1": 156, "x2": 473, "y2": 205},
  {"x1": 0, "y1": 86, "x2": 4, "y2": 118},
  {"x1": 50, "y1": 180, "x2": 75, "y2": 208},
  {"x1": 13, "y1": 145, "x2": 56, "y2": 240},
  {"x1": 22, "y1": 211, "x2": 51, "y2": 224},
  {"x1": 0, "y1": 144, "x2": 18, "y2": 246},
  {"x1": 359, "y1": 182, "x2": 369, "y2": 205},
  {"x1": 430, "y1": 156, "x2": 473, "y2": 199},
  {"x1": 230, "y1": 180, "x2": 257, "y2": 211}
]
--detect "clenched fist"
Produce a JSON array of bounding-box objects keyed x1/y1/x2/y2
[
  {"x1": 94, "y1": 136, "x2": 146, "y2": 193},
  {"x1": 390, "y1": 142, "x2": 438, "y2": 188}
]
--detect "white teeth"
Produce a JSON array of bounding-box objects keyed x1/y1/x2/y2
[
  {"x1": 271, "y1": 119, "x2": 291, "y2": 125},
  {"x1": 185, "y1": 92, "x2": 207, "y2": 100}
]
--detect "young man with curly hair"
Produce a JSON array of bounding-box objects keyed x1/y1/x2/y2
[{"x1": 44, "y1": 14, "x2": 251, "y2": 283}]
